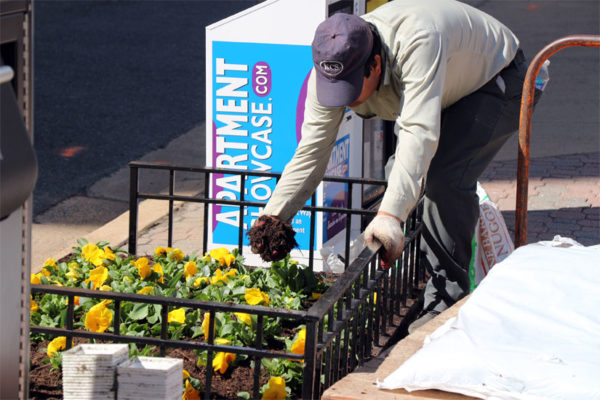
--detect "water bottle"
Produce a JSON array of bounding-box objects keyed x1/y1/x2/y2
[{"x1": 535, "y1": 60, "x2": 550, "y2": 91}]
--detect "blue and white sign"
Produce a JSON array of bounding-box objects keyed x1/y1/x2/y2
[{"x1": 209, "y1": 41, "x2": 314, "y2": 251}]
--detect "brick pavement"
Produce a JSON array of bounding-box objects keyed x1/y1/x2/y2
[
  {"x1": 132, "y1": 151, "x2": 600, "y2": 257},
  {"x1": 479, "y1": 152, "x2": 599, "y2": 246}
]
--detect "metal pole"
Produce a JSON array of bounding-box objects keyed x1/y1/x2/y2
[{"x1": 515, "y1": 35, "x2": 600, "y2": 247}]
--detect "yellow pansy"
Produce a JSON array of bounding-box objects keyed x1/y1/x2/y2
[
  {"x1": 153, "y1": 263, "x2": 164, "y2": 283},
  {"x1": 65, "y1": 264, "x2": 81, "y2": 281},
  {"x1": 30, "y1": 296, "x2": 38, "y2": 312},
  {"x1": 168, "y1": 248, "x2": 184, "y2": 263},
  {"x1": 99, "y1": 285, "x2": 112, "y2": 291},
  {"x1": 168, "y1": 307, "x2": 186, "y2": 324},
  {"x1": 182, "y1": 369, "x2": 190, "y2": 380},
  {"x1": 201, "y1": 252, "x2": 211, "y2": 263},
  {"x1": 310, "y1": 292, "x2": 323, "y2": 301},
  {"x1": 42, "y1": 258, "x2": 57, "y2": 276},
  {"x1": 138, "y1": 286, "x2": 154, "y2": 295},
  {"x1": 30, "y1": 273, "x2": 42, "y2": 285},
  {"x1": 235, "y1": 312, "x2": 252, "y2": 326},
  {"x1": 262, "y1": 376, "x2": 287, "y2": 400},
  {"x1": 183, "y1": 261, "x2": 198, "y2": 279},
  {"x1": 245, "y1": 288, "x2": 270, "y2": 306},
  {"x1": 212, "y1": 338, "x2": 236, "y2": 374},
  {"x1": 123, "y1": 276, "x2": 132, "y2": 283},
  {"x1": 182, "y1": 379, "x2": 201, "y2": 400},
  {"x1": 290, "y1": 328, "x2": 306, "y2": 355},
  {"x1": 81, "y1": 243, "x2": 105, "y2": 267},
  {"x1": 47, "y1": 336, "x2": 67, "y2": 358},
  {"x1": 84, "y1": 300, "x2": 113, "y2": 333},
  {"x1": 210, "y1": 269, "x2": 228, "y2": 286},
  {"x1": 209, "y1": 247, "x2": 236, "y2": 267},
  {"x1": 44, "y1": 258, "x2": 57, "y2": 267},
  {"x1": 154, "y1": 246, "x2": 167, "y2": 257},
  {"x1": 65, "y1": 296, "x2": 80, "y2": 306},
  {"x1": 134, "y1": 257, "x2": 151, "y2": 280},
  {"x1": 85, "y1": 266, "x2": 108, "y2": 289},
  {"x1": 103, "y1": 246, "x2": 115, "y2": 261},
  {"x1": 201, "y1": 313, "x2": 214, "y2": 340},
  {"x1": 193, "y1": 276, "x2": 209, "y2": 288},
  {"x1": 225, "y1": 269, "x2": 237, "y2": 279}
]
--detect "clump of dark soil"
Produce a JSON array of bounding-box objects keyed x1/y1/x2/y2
[{"x1": 247, "y1": 215, "x2": 298, "y2": 262}]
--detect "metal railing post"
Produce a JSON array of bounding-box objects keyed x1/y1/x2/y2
[{"x1": 128, "y1": 164, "x2": 139, "y2": 254}]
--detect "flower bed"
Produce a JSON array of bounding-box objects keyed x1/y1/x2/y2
[{"x1": 30, "y1": 239, "x2": 330, "y2": 399}]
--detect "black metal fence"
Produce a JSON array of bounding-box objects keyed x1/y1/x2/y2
[{"x1": 30, "y1": 162, "x2": 426, "y2": 399}]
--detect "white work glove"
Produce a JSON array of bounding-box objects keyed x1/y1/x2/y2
[{"x1": 364, "y1": 214, "x2": 405, "y2": 269}]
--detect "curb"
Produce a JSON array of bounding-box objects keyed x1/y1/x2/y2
[{"x1": 32, "y1": 199, "x2": 181, "y2": 273}]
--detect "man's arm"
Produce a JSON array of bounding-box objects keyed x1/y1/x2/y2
[
  {"x1": 262, "y1": 70, "x2": 345, "y2": 222},
  {"x1": 363, "y1": 29, "x2": 446, "y2": 268},
  {"x1": 379, "y1": 29, "x2": 446, "y2": 222}
]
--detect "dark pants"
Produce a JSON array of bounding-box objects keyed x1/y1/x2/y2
[{"x1": 420, "y1": 50, "x2": 535, "y2": 315}]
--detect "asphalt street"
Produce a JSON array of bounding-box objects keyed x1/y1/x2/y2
[
  {"x1": 32, "y1": 0, "x2": 599, "y2": 218},
  {"x1": 33, "y1": 0, "x2": 257, "y2": 216}
]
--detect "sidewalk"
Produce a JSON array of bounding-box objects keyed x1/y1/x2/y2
[
  {"x1": 479, "y1": 151, "x2": 599, "y2": 245},
  {"x1": 31, "y1": 150, "x2": 599, "y2": 272}
]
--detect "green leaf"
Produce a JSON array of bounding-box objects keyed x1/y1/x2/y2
[
  {"x1": 77, "y1": 238, "x2": 89, "y2": 247},
  {"x1": 147, "y1": 312, "x2": 159, "y2": 325},
  {"x1": 128, "y1": 303, "x2": 149, "y2": 321},
  {"x1": 232, "y1": 286, "x2": 247, "y2": 296},
  {"x1": 237, "y1": 392, "x2": 250, "y2": 399},
  {"x1": 168, "y1": 270, "x2": 183, "y2": 289},
  {"x1": 191, "y1": 326, "x2": 205, "y2": 339},
  {"x1": 59, "y1": 309, "x2": 67, "y2": 328},
  {"x1": 221, "y1": 323, "x2": 234, "y2": 337}
]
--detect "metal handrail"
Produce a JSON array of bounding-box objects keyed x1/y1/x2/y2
[{"x1": 515, "y1": 35, "x2": 600, "y2": 247}]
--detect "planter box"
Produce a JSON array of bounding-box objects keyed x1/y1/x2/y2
[
  {"x1": 62, "y1": 343, "x2": 129, "y2": 400},
  {"x1": 117, "y1": 356, "x2": 183, "y2": 400}
]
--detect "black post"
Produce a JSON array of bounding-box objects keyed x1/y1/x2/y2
[
  {"x1": 302, "y1": 320, "x2": 318, "y2": 400},
  {"x1": 128, "y1": 165, "x2": 139, "y2": 255}
]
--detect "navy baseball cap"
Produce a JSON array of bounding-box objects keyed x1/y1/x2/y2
[{"x1": 312, "y1": 13, "x2": 373, "y2": 107}]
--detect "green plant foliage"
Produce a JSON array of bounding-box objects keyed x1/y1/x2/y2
[{"x1": 30, "y1": 240, "x2": 331, "y2": 399}]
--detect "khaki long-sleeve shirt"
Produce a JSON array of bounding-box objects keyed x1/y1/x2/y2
[{"x1": 263, "y1": 0, "x2": 519, "y2": 222}]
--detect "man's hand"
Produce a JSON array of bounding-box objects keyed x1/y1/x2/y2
[
  {"x1": 364, "y1": 213, "x2": 405, "y2": 269},
  {"x1": 247, "y1": 215, "x2": 298, "y2": 262}
]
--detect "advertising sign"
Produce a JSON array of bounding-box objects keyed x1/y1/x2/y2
[
  {"x1": 206, "y1": 0, "x2": 365, "y2": 268},
  {"x1": 210, "y1": 41, "x2": 314, "y2": 255}
]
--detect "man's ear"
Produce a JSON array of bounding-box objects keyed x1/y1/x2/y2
[{"x1": 373, "y1": 54, "x2": 382, "y2": 75}]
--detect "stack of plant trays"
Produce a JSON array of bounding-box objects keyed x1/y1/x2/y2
[
  {"x1": 62, "y1": 343, "x2": 129, "y2": 400},
  {"x1": 117, "y1": 356, "x2": 183, "y2": 400}
]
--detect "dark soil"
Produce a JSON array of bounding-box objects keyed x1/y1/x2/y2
[
  {"x1": 29, "y1": 323, "x2": 300, "y2": 400},
  {"x1": 29, "y1": 338, "x2": 274, "y2": 400},
  {"x1": 29, "y1": 340, "x2": 62, "y2": 400},
  {"x1": 246, "y1": 215, "x2": 298, "y2": 262}
]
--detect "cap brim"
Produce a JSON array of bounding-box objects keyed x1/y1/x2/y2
[{"x1": 314, "y1": 67, "x2": 363, "y2": 107}]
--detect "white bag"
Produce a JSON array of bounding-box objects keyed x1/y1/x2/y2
[
  {"x1": 378, "y1": 238, "x2": 600, "y2": 399},
  {"x1": 468, "y1": 182, "x2": 514, "y2": 290}
]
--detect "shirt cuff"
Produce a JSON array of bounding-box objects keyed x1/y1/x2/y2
[{"x1": 378, "y1": 190, "x2": 414, "y2": 222}]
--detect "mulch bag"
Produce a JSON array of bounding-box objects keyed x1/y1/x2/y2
[
  {"x1": 469, "y1": 182, "x2": 514, "y2": 290},
  {"x1": 377, "y1": 237, "x2": 600, "y2": 399}
]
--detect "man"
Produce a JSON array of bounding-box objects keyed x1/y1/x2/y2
[{"x1": 248, "y1": 0, "x2": 535, "y2": 325}]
